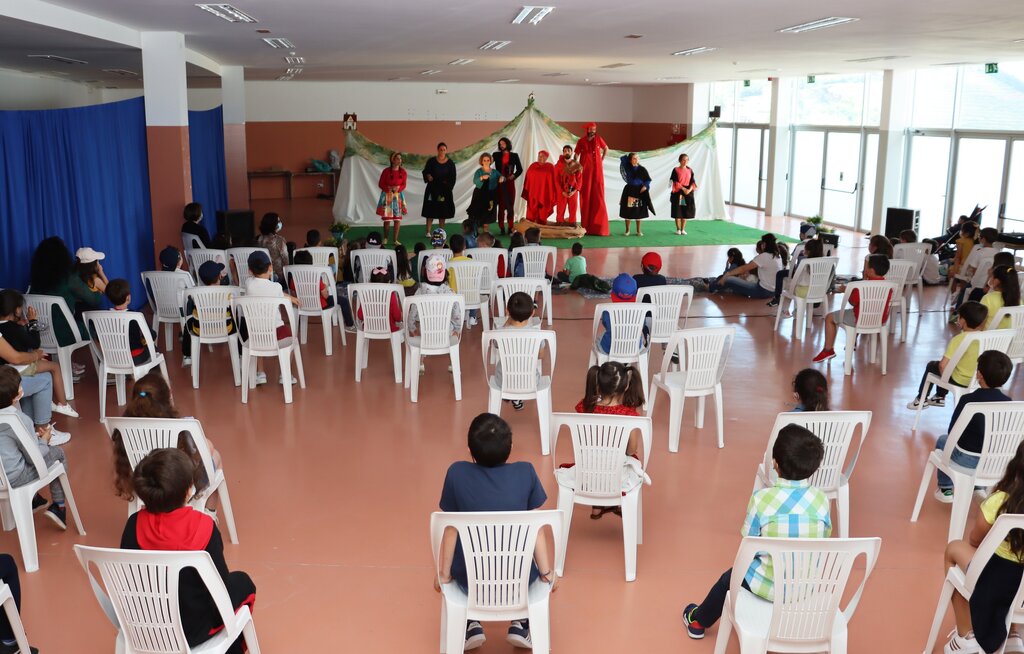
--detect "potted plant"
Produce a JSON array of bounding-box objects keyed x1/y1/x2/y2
[
  {"x1": 806, "y1": 215, "x2": 835, "y2": 234},
  {"x1": 329, "y1": 222, "x2": 349, "y2": 242}
]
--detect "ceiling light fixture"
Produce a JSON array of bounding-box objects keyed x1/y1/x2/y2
[
  {"x1": 624, "y1": 34, "x2": 644, "y2": 39},
  {"x1": 591, "y1": 81, "x2": 619, "y2": 86},
  {"x1": 542, "y1": 72, "x2": 568, "y2": 76},
  {"x1": 738, "y1": 68, "x2": 779, "y2": 73},
  {"x1": 27, "y1": 54, "x2": 87, "y2": 65},
  {"x1": 195, "y1": 4, "x2": 257, "y2": 23},
  {"x1": 102, "y1": 68, "x2": 139, "y2": 77},
  {"x1": 656, "y1": 76, "x2": 686, "y2": 80},
  {"x1": 845, "y1": 55, "x2": 907, "y2": 63},
  {"x1": 284, "y1": 56, "x2": 305, "y2": 64},
  {"x1": 512, "y1": 6, "x2": 555, "y2": 25},
  {"x1": 387, "y1": 76, "x2": 410, "y2": 81},
  {"x1": 285, "y1": 67, "x2": 303, "y2": 75},
  {"x1": 671, "y1": 47, "x2": 716, "y2": 56},
  {"x1": 276, "y1": 75, "x2": 294, "y2": 81},
  {"x1": 448, "y1": 58, "x2": 475, "y2": 66},
  {"x1": 479, "y1": 40, "x2": 512, "y2": 51},
  {"x1": 601, "y1": 63, "x2": 632, "y2": 69},
  {"x1": 778, "y1": 17, "x2": 858, "y2": 34},
  {"x1": 494, "y1": 78, "x2": 519, "y2": 83},
  {"x1": 1014, "y1": 39, "x2": 1024, "y2": 44},
  {"x1": 262, "y1": 37, "x2": 295, "y2": 49},
  {"x1": 420, "y1": 69, "x2": 442, "y2": 76}
]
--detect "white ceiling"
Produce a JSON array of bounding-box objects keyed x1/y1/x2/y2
[{"x1": 8, "y1": 0, "x2": 1024, "y2": 86}]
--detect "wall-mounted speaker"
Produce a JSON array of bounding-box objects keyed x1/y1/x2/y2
[{"x1": 708, "y1": 105, "x2": 721, "y2": 119}]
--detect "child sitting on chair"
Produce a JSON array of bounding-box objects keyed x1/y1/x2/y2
[
  {"x1": 105, "y1": 279, "x2": 153, "y2": 366},
  {"x1": 495, "y1": 292, "x2": 537, "y2": 412},
  {"x1": 812, "y1": 254, "x2": 891, "y2": 363},
  {"x1": 243, "y1": 251, "x2": 300, "y2": 386},
  {"x1": 596, "y1": 274, "x2": 649, "y2": 355},
  {"x1": 682, "y1": 424, "x2": 829, "y2": 639},
  {"x1": 906, "y1": 301, "x2": 987, "y2": 410}
]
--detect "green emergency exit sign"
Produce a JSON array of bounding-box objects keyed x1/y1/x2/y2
[
  {"x1": 807, "y1": 75, "x2": 816, "y2": 84},
  {"x1": 986, "y1": 63, "x2": 998, "y2": 74},
  {"x1": 743, "y1": 79, "x2": 750, "y2": 87}
]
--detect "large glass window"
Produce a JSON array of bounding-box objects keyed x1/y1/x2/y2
[
  {"x1": 1006, "y1": 141, "x2": 1024, "y2": 227},
  {"x1": 864, "y1": 72, "x2": 884, "y2": 127},
  {"x1": 822, "y1": 132, "x2": 862, "y2": 227},
  {"x1": 711, "y1": 82, "x2": 736, "y2": 123},
  {"x1": 716, "y1": 126, "x2": 734, "y2": 201},
  {"x1": 735, "y1": 79, "x2": 771, "y2": 123},
  {"x1": 905, "y1": 135, "x2": 952, "y2": 237},
  {"x1": 791, "y1": 74, "x2": 867, "y2": 126},
  {"x1": 951, "y1": 138, "x2": 1006, "y2": 224},
  {"x1": 790, "y1": 131, "x2": 825, "y2": 217},
  {"x1": 733, "y1": 128, "x2": 762, "y2": 206},
  {"x1": 958, "y1": 62, "x2": 1024, "y2": 131},
  {"x1": 911, "y1": 68, "x2": 957, "y2": 129}
]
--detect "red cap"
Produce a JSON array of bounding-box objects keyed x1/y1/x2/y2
[
  {"x1": 584, "y1": 122, "x2": 597, "y2": 130},
  {"x1": 641, "y1": 252, "x2": 662, "y2": 274}
]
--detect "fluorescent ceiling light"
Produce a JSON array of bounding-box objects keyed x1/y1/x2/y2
[
  {"x1": 542, "y1": 72, "x2": 568, "y2": 77},
  {"x1": 420, "y1": 69, "x2": 442, "y2": 76},
  {"x1": 512, "y1": 6, "x2": 554, "y2": 25},
  {"x1": 656, "y1": 76, "x2": 686, "y2": 80},
  {"x1": 387, "y1": 77, "x2": 410, "y2": 81},
  {"x1": 845, "y1": 55, "x2": 907, "y2": 63},
  {"x1": 494, "y1": 78, "x2": 519, "y2": 83},
  {"x1": 276, "y1": 75, "x2": 294, "y2": 81},
  {"x1": 601, "y1": 63, "x2": 632, "y2": 69},
  {"x1": 448, "y1": 59, "x2": 475, "y2": 65},
  {"x1": 1014, "y1": 39, "x2": 1024, "y2": 44},
  {"x1": 195, "y1": 4, "x2": 257, "y2": 23},
  {"x1": 479, "y1": 40, "x2": 512, "y2": 50},
  {"x1": 778, "y1": 17, "x2": 858, "y2": 34},
  {"x1": 592, "y1": 81, "x2": 619, "y2": 86},
  {"x1": 285, "y1": 67, "x2": 303, "y2": 75},
  {"x1": 262, "y1": 37, "x2": 295, "y2": 49},
  {"x1": 738, "y1": 68, "x2": 779, "y2": 73},
  {"x1": 284, "y1": 56, "x2": 305, "y2": 64},
  {"x1": 27, "y1": 54, "x2": 87, "y2": 65},
  {"x1": 671, "y1": 47, "x2": 716, "y2": 56},
  {"x1": 102, "y1": 68, "x2": 139, "y2": 77}
]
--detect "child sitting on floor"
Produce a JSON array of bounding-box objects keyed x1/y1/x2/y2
[
  {"x1": 634, "y1": 252, "x2": 667, "y2": 289},
  {"x1": 907, "y1": 301, "x2": 988, "y2": 410},
  {"x1": 812, "y1": 254, "x2": 891, "y2": 363}
]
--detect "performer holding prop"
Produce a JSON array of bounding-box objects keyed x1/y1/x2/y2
[
  {"x1": 422, "y1": 142, "x2": 457, "y2": 237},
  {"x1": 467, "y1": 153, "x2": 499, "y2": 234},
  {"x1": 522, "y1": 151, "x2": 558, "y2": 224},
  {"x1": 492, "y1": 137, "x2": 523, "y2": 235},
  {"x1": 555, "y1": 145, "x2": 582, "y2": 224},
  {"x1": 618, "y1": 152, "x2": 654, "y2": 237},
  {"x1": 670, "y1": 153, "x2": 697, "y2": 235},
  {"x1": 574, "y1": 123, "x2": 609, "y2": 236},
  {"x1": 376, "y1": 152, "x2": 407, "y2": 246}
]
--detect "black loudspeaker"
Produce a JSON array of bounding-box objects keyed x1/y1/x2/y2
[
  {"x1": 819, "y1": 233, "x2": 839, "y2": 248},
  {"x1": 884, "y1": 207, "x2": 920, "y2": 239},
  {"x1": 217, "y1": 210, "x2": 255, "y2": 245},
  {"x1": 709, "y1": 105, "x2": 721, "y2": 119}
]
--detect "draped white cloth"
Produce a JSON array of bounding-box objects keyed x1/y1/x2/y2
[{"x1": 333, "y1": 101, "x2": 726, "y2": 226}]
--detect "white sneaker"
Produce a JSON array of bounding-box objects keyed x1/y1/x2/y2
[
  {"x1": 182, "y1": 357, "x2": 192, "y2": 367},
  {"x1": 468, "y1": 315, "x2": 479, "y2": 327},
  {"x1": 71, "y1": 362, "x2": 86, "y2": 374},
  {"x1": 944, "y1": 629, "x2": 980, "y2": 654},
  {"x1": 935, "y1": 488, "x2": 954, "y2": 504},
  {"x1": 255, "y1": 372, "x2": 268, "y2": 385},
  {"x1": 48, "y1": 426, "x2": 71, "y2": 446},
  {"x1": 681, "y1": 229, "x2": 687, "y2": 235},
  {"x1": 1005, "y1": 631, "x2": 1024, "y2": 653},
  {"x1": 676, "y1": 229, "x2": 682, "y2": 235},
  {"x1": 278, "y1": 375, "x2": 298, "y2": 384},
  {"x1": 51, "y1": 402, "x2": 79, "y2": 418}
]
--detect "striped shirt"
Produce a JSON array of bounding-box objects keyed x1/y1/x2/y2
[{"x1": 742, "y1": 478, "x2": 832, "y2": 600}]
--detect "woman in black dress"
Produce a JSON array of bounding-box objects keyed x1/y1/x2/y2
[
  {"x1": 491, "y1": 137, "x2": 523, "y2": 235},
  {"x1": 670, "y1": 153, "x2": 697, "y2": 235},
  {"x1": 619, "y1": 152, "x2": 654, "y2": 237},
  {"x1": 421, "y1": 142, "x2": 457, "y2": 237}
]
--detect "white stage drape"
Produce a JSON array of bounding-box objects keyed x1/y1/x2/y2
[{"x1": 333, "y1": 98, "x2": 726, "y2": 226}]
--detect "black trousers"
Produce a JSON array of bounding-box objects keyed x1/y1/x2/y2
[
  {"x1": 691, "y1": 568, "x2": 751, "y2": 628},
  {"x1": 918, "y1": 360, "x2": 967, "y2": 398},
  {"x1": 0, "y1": 554, "x2": 21, "y2": 642}
]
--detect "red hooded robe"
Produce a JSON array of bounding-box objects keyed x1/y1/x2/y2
[{"x1": 521, "y1": 152, "x2": 558, "y2": 223}]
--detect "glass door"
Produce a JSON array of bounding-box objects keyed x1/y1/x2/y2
[
  {"x1": 951, "y1": 137, "x2": 1006, "y2": 229},
  {"x1": 1004, "y1": 140, "x2": 1024, "y2": 231},
  {"x1": 821, "y1": 132, "x2": 862, "y2": 228},
  {"x1": 733, "y1": 128, "x2": 765, "y2": 208},
  {"x1": 759, "y1": 129, "x2": 770, "y2": 208},
  {"x1": 859, "y1": 133, "x2": 879, "y2": 232},
  {"x1": 716, "y1": 126, "x2": 734, "y2": 204},
  {"x1": 905, "y1": 135, "x2": 952, "y2": 237},
  {"x1": 789, "y1": 130, "x2": 825, "y2": 218}
]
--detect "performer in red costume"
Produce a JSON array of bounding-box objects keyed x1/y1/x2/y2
[
  {"x1": 554, "y1": 145, "x2": 582, "y2": 224},
  {"x1": 574, "y1": 123, "x2": 609, "y2": 236},
  {"x1": 521, "y1": 151, "x2": 558, "y2": 224}
]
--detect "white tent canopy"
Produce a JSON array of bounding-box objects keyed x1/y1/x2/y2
[{"x1": 333, "y1": 98, "x2": 726, "y2": 226}]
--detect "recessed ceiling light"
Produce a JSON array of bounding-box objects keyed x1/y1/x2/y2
[
  {"x1": 285, "y1": 67, "x2": 303, "y2": 75},
  {"x1": 845, "y1": 55, "x2": 908, "y2": 63},
  {"x1": 671, "y1": 47, "x2": 716, "y2": 56},
  {"x1": 778, "y1": 17, "x2": 858, "y2": 34},
  {"x1": 656, "y1": 76, "x2": 686, "y2": 80},
  {"x1": 195, "y1": 4, "x2": 257, "y2": 23},
  {"x1": 542, "y1": 72, "x2": 569, "y2": 77},
  {"x1": 601, "y1": 63, "x2": 632, "y2": 69},
  {"x1": 738, "y1": 68, "x2": 779, "y2": 73},
  {"x1": 387, "y1": 76, "x2": 410, "y2": 81},
  {"x1": 479, "y1": 40, "x2": 512, "y2": 51},
  {"x1": 276, "y1": 75, "x2": 294, "y2": 81},
  {"x1": 494, "y1": 78, "x2": 519, "y2": 83},
  {"x1": 1014, "y1": 38, "x2": 1024, "y2": 44},
  {"x1": 420, "y1": 69, "x2": 442, "y2": 76},
  {"x1": 448, "y1": 59, "x2": 475, "y2": 66},
  {"x1": 102, "y1": 68, "x2": 139, "y2": 77},
  {"x1": 27, "y1": 54, "x2": 87, "y2": 65},
  {"x1": 591, "y1": 81, "x2": 619, "y2": 86},
  {"x1": 284, "y1": 56, "x2": 305, "y2": 64},
  {"x1": 624, "y1": 34, "x2": 644, "y2": 39},
  {"x1": 262, "y1": 37, "x2": 295, "y2": 49},
  {"x1": 512, "y1": 6, "x2": 554, "y2": 25},
  {"x1": 932, "y1": 61, "x2": 973, "y2": 67}
]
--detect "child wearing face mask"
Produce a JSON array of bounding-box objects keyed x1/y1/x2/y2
[{"x1": 181, "y1": 202, "x2": 211, "y2": 248}]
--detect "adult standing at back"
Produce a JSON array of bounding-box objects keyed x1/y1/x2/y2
[
  {"x1": 492, "y1": 137, "x2": 522, "y2": 236},
  {"x1": 255, "y1": 213, "x2": 289, "y2": 284},
  {"x1": 574, "y1": 122, "x2": 609, "y2": 236},
  {"x1": 670, "y1": 153, "x2": 697, "y2": 236},
  {"x1": 421, "y1": 142, "x2": 456, "y2": 238}
]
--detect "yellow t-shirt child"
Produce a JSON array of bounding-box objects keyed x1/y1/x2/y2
[{"x1": 944, "y1": 332, "x2": 981, "y2": 386}]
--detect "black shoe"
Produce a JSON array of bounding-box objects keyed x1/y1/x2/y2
[
  {"x1": 511, "y1": 400, "x2": 525, "y2": 411},
  {"x1": 670, "y1": 353, "x2": 680, "y2": 365},
  {"x1": 0, "y1": 642, "x2": 39, "y2": 654},
  {"x1": 44, "y1": 504, "x2": 67, "y2": 531},
  {"x1": 766, "y1": 298, "x2": 780, "y2": 307},
  {"x1": 31, "y1": 494, "x2": 47, "y2": 513}
]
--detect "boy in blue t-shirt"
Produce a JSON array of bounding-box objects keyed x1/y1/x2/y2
[{"x1": 436, "y1": 413, "x2": 553, "y2": 650}]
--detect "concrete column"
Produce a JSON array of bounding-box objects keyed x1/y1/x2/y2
[
  {"x1": 221, "y1": 65, "x2": 249, "y2": 209},
  {"x1": 871, "y1": 69, "x2": 913, "y2": 234},
  {"x1": 765, "y1": 77, "x2": 793, "y2": 217},
  {"x1": 141, "y1": 31, "x2": 191, "y2": 258}
]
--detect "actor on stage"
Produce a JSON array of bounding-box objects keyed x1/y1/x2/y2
[
  {"x1": 670, "y1": 153, "x2": 697, "y2": 235},
  {"x1": 521, "y1": 151, "x2": 558, "y2": 224},
  {"x1": 422, "y1": 142, "x2": 457, "y2": 237},
  {"x1": 492, "y1": 137, "x2": 523, "y2": 235},
  {"x1": 618, "y1": 152, "x2": 654, "y2": 237},
  {"x1": 574, "y1": 123, "x2": 609, "y2": 236},
  {"x1": 376, "y1": 152, "x2": 407, "y2": 246},
  {"x1": 555, "y1": 145, "x2": 582, "y2": 224},
  {"x1": 467, "y1": 153, "x2": 499, "y2": 234}
]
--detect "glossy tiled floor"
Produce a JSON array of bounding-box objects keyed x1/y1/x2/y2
[{"x1": 15, "y1": 206, "x2": 999, "y2": 653}]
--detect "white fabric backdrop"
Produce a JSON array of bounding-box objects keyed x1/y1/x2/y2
[{"x1": 333, "y1": 101, "x2": 726, "y2": 226}]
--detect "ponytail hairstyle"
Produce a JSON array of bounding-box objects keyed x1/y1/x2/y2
[
  {"x1": 394, "y1": 243, "x2": 411, "y2": 281},
  {"x1": 803, "y1": 238, "x2": 824, "y2": 259},
  {"x1": 993, "y1": 440, "x2": 1024, "y2": 559},
  {"x1": 761, "y1": 233, "x2": 788, "y2": 265},
  {"x1": 777, "y1": 242, "x2": 791, "y2": 267},
  {"x1": 582, "y1": 361, "x2": 646, "y2": 412},
  {"x1": 792, "y1": 368, "x2": 830, "y2": 412},
  {"x1": 993, "y1": 264, "x2": 1021, "y2": 308},
  {"x1": 726, "y1": 247, "x2": 747, "y2": 268}
]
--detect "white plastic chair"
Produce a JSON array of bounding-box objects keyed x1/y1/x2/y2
[
  {"x1": 447, "y1": 261, "x2": 491, "y2": 330},
  {"x1": 182, "y1": 286, "x2": 242, "y2": 389},
  {"x1": 0, "y1": 414, "x2": 85, "y2": 572},
  {"x1": 774, "y1": 257, "x2": 838, "y2": 339},
  {"x1": 24, "y1": 293, "x2": 91, "y2": 401},
  {"x1": 647, "y1": 327, "x2": 735, "y2": 451},
  {"x1": 0, "y1": 582, "x2": 32, "y2": 653},
  {"x1": 140, "y1": 270, "x2": 194, "y2": 351},
  {"x1": 483, "y1": 329, "x2": 556, "y2": 454},
  {"x1": 431, "y1": 510, "x2": 561, "y2": 654},
  {"x1": 232, "y1": 296, "x2": 306, "y2": 404},
  {"x1": 294, "y1": 246, "x2": 340, "y2": 276},
  {"x1": 895, "y1": 242, "x2": 931, "y2": 309},
  {"x1": 490, "y1": 278, "x2": 552, "y2": 327},
  {"x1": 835, "y1": 280, "x2": 900, "y2": 376},
  {"x1": 75, "y1": 545, "x2": 261, "y2": 654},
  {"x1": 83, "y1": 310, "x2": 169, "y2": 421},
  {"x1": 713, "y1": 536, "x2": 881, "y2": 654},
  {"x1": 226, "y1": 247, "x2": 271, "y2": 287},
  {"x1": 989, "y1": 305, "x2": 1024, "y2": 372},
  {"x1": 351, "y1": 248, "x2": 399, "y2": 284},
  {"x1": 511, "y1": 245, "x2": 557, "y2": 279},
  {"x1": 464, "y1": 247, "x2": 507, "y2": 293},
  {"x1": 187, "y1": 248, "x2": 229, "y2": 284},
  {"x1": 753, "y1": 411, "x2": 872, "y2": 538},
  {"x1": 417, "y1": 248, "x2": 454, "y2": 278},
  {"x1": 348, "y1": 283, "x2": 405, "y2": 383},
  {"x1": 403, "y1": 295, "x2": 465, "y2": 403},
  {"x1": 912, "y1": 329, "x2": 1015, "y2": 430},
  {"x1": 922, "y1": 514, "x2": 1024, "y2": 654},
  {"x1": 910, "y1": 401, "x2": 1024, "y2": 543},
  {"x1": 103, "y1": 416, "x2": 239, "y2": 543},
  {"x1": 637, "y1": 285, "x2": 694, "y2": 345},
  {"x1": 284, "y1": 264, "x2": 347, "y2": 356},
  {"x1": 550, "y1": 413, "x2": 652, "y2": 582},
  {"x1": 181, "y1": 232, "x2": 206, "y2": 252},
  {"x1": 589, "y1": 303, "x2": 653, "y2": 398},
  {"x1": 884, "y1": 259, "x2": 917, "y2": 343}
]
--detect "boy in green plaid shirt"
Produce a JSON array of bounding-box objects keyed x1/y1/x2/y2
[{"x1": 682, "y1": 424, "x2": 831, "y2": 639}]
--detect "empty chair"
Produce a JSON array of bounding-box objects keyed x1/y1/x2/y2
[
  {"x1": 284, "y1": 264, "x2": 347, "y2": 356},
  {"x1": 648, "y1": 327, "x2": 735, "y2": 451},
  {"x1": 181, "y1": 232, "x2": 206, "y2": 252},
  {"x1": 753, "y1": 411, "x2": 872, "y2": 538},
  {"x1": 417, "y1": 248, "x2": 454, "y2": 278},
  {"x1": 712, "y1": 536, "x2": 880, "y2": 654},
  {"x1": 589, "y1": 302, "x2": 653, "y2": 397},
  {"x1": 83, "y1": 310, "x2": 169, "y2": 421},
  {"x1": 75, "y1": 545, "x2": 261, "y2": 654},
  {"x1": 226, "y1": 247, "x2": 271, "y2": 287},
  {"x1": 637, "y1": 285, "x2": 694, "y2": 345},
  {"x1": 447, "y1": 260, "x2": 491, "y2": 330},
  {"x1": 911, "y1": 402, "x2": 1024, "y2": 542},
  {"x1": 894, "y1": 242, "x2": 931, "y2": 309},
  {"x1": 186, "y1": 248, "x2": 230, "y2": 284},
  {"x1": 464, "y1": 247, "x2": 508, "y2": 292},
  {"x1": 490, "y1": 278, "x2": 552, "y2": 327},
  {"x1": 430, "y1": 510, "x2": 562, "y2": 654},
  {"x1": 182, "y1": 286, "x2": 242, "y2": 389},
  {"x1": 232, "y1": 296, "x2": 306, "y2": 404},
  {"x1": 0, "y1": 414, "x2": 85, "y2": 572},
  {"x1": 140, "y1": 270, "x2": 195, "y2": 351},
  {"x1": 483, "y1": 329, "x2": 557, "y2": 454},
  {"x1": 834, "y1": 280, "x2": 900, "y2": 375},
  {"x1": 883, "y1": 259, "x2": 917, "y2": 343},
  {"x1": 351, "y1": 248, "x2": 399, "y2": 284},
  {"x1": 348, "y1": 283, "x2": 405, "y2": 384},
  {"x1": 912, "y1": 329, "x2": 1015, "y2": 430},
  {"x1": 989, "y1": 305, "x2": 1024, "y2": 372},
  {"x1": 24, "y1": 294, "x2": 91, "y2": 401},
  {"x1": 550, "y1": 413, "x2": 652, "y2": 582},
  {"x1": 403, "y1": 295, "x2": 465, "y2": 403},
  {"x1": 773, "y1": 257, "x2": 838, "y2": 339},
  {"x1": 294, "y1": 246, "x2": 339, "y2": 276}
]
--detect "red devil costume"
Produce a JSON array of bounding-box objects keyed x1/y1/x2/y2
[
  {"x1": 521, "y1": 151, "x2": 558, "y2": 223},
  {"x1": 555, "y1": 153, "x2": 582, "y2": 224}
]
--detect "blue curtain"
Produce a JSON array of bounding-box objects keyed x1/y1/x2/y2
[
  {"x1": 187, "y1": 105, "x2": 228, "y2": 242},
  {"x1": 0, "y1": 97, "x2": 153, "y2": 308}
]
